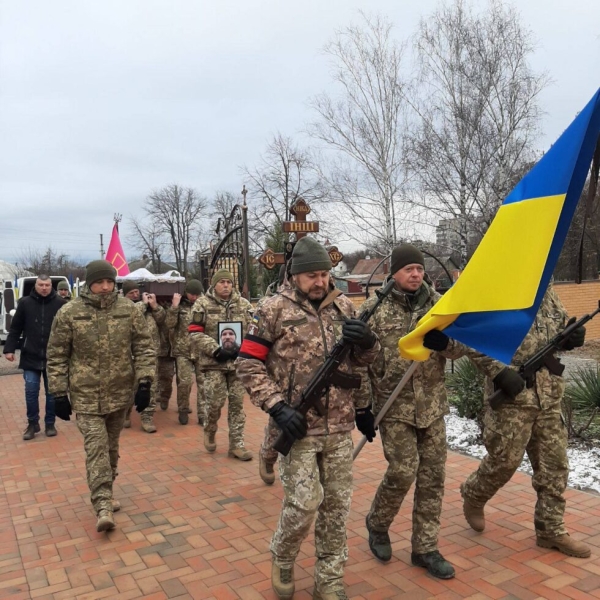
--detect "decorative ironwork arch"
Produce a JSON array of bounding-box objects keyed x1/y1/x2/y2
[{"x1": 209, "y1": 198, "x2": 252, "y2": 298}]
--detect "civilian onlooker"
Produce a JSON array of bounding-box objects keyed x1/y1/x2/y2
[{"x1": 3, "y1": 275, "x2": 66, "y2": 439}]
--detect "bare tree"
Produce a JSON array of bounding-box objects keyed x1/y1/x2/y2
[
  {"x1": 308, "y1": 13, "x2": 414, "y2": 254},
  {"x1": 144, "y1": 184, "x2": 207, "y2": 277},
  {"x1": 241, "y1": 133, "x2": 326, "y2": 249},
  {"x1": 128, "y1": 217, "x2": 168, "y2": 272},
  {"x1": 15, "y1": 246, "x2": 85, "y2": 279},
  {"x1": 409, "y1": 0, "x2": 549, "y2": 265}
]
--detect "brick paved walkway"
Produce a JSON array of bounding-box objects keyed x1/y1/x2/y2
[{"x1": 1, "y1": 373, "x2": 599, "y2": 599}]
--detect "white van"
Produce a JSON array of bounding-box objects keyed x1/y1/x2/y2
[{"x1": 0, "y1": 276, "x2": 70, "y2": 343}]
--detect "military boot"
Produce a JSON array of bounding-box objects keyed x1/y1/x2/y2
[
  {"x1": 313, "y1": 589, "x2": 349, "y2": 600},
  {"x1": 34, "y1": 422, "x2": 41, "y2": 433},
  {"x1": 259, "y1": 455, "x2": 275, "y2": 485},
  {"x1": 23, "y1": 421, "x2": 37, "y2": 440},
  {"x1": 178, "y1": 411, "x2": 189, "y2": 425},
  {"x1": 141, "y1": 416, "x2": 157, "y2": 433},
  {"x1": 366, "y1": 516, "x2": 392, "y2": 562},
  {"x1": 271, "y1": 563, "x2": 294, "y2": 600},
  {"x1": 96, "y1": 510, "x2": 115, "y2": 532},
  {"x1": 204, "y1": 431, "x2": 216, "y2": 453},
  {"x1": 45, "y1": 423, "x2": 57, "y2": 437},
  {"x1": 536, "y1": 534, "x2": 591, "y2": 558},
  {"x1": 461, "y1": 485, "x2": 485, "y2": 532},
  {"x1": 411, "y1": 550, "x2": 455, "y2": 579},
  {"x1": 160, "y1": 400, "x2": 168, "y2": 411},
  {"x1": 228, "y1": 447, "x2": 253, "y2": 461}
]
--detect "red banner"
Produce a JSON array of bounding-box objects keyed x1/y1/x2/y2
[{"x1": 105, "y1": 224, "x2": 130, "y2": 276}]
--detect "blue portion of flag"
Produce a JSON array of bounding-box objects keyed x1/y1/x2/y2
[{"x1": 443, "y1": 89, "x2": 600, "y2": 364}]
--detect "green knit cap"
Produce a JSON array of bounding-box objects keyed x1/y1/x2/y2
[
  {"x1": 85, "y1": 260, "x2": 117, "y2": 287},
  {"x1": 122, "y1": 281, "x2": 140, "y2": 295},
  {"x1": 57, "y1": 281, "x2": 69, "y2": 291},
  {"x1": 185, "y1": 279, "x2": 204, "y2": 295},
  {"x1": 211, "y1": 269, "x2": 234, "y2": 287},
  {"x1": 290, "y1": 237, "x2": 332, "y2": 274},
  {"x1": 390, "y1": 244, "x2": 424, "y2": 274}
]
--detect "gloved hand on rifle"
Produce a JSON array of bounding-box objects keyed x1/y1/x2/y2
[
  {"x1": 342, "y1": 318, "x2": 377, "y2": 349},
  {"x1": 355, "y1": 405, "x2": 376, "y2": 442},
  {"x1": 493, "y1": 368, "x2": 525, "y2": 399},
  {"x1": 268, "y1": 401, "x2": 307, "y2": 441},
  {"x1": 54, "y1": 395, "x2": 72, "y2": 421},
  {"x1": 561, "y1": 317, "x2": 586, "y2": 350},
  {"x1": 423, "y1": 329, "x2": 449, "y2": 352},
  {"x1": 134, "y1": 380, "x2": 152, "y2": 412},
  {"x1": 213, "y1": 347, "x2": 239, "y2": 362}
]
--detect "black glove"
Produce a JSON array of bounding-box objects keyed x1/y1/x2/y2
[
  {"x1": 213, "y1": 347, "x2": 238, "y2": 363},
  {"x1": 423, "y1": 329, "x2": 450, "y2": 351},
  {"x1": 561, "y1": 317, "x2": 586, "y2": 350},
  {"x1": 134, "y1": 381, "x2": 151, "y2": 412},
  {"x1": 268, "y1": 401, "x2": 308, "y2": 441},
  {"x1": 54, "y1": 395, "x2": 72, "y2": 421},
  {"x1": 355, "y1": 405, "x2": 376, "y2": 442},
  {"x1": 493, "y1": 368, "x2": 525, "y2": 399},
  {"x1": 342, "y1": 319, "x2": 377, "y2": 349}
]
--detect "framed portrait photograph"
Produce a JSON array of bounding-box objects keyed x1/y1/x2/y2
[{"x1": 218, "y1": 321, "x2": 243, "y2": 352}]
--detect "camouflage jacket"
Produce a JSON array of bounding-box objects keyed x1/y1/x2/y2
[
  {"x1": 355, "y1": 279, "x2": 501, "y2": 428},
  {"x1": 46, "y1": 288, "x2": 155, "y2": 415},
  {"x1": 165, "y1": 297, "x2": 196, "y2": 358},
  {"x1": 189, "y1": 288, "x2": 253, "y2": 371},
  {"x1": 235, "y1": 286, "x2": 380, "y2": 436},
  {"x1": 135, "y1": 301, "x2": 166, "y2": 351},
  {"x1": 481, "y1": 286, "x2": 569, "y2": 410}
]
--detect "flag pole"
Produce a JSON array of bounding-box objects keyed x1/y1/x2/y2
[{"x1": 353, "y1": 361, "x2": 419, "y2": 460}]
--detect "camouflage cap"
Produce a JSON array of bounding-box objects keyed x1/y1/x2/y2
[{"x1": 85, "y1": 260, "x2": 117, "y2": 287}]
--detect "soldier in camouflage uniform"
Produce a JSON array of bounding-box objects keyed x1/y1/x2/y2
[
  {"x1": 121, "y1": 281, "x2": 165, "y2": 433},
  {"x1": 189, "y1": 269, "x2": 254, "y2": 460},
  {"x1": 156, "y1": 302, "x2": 176, "y2": 412},
  {"x1": 236, "y1": 238, "x2": 380, "y2": 600},
  {"x1": 258, "y1": 264, "x2": 290, "y2": 484},
  {"x1": 46, "y1": 260, "x2": 155, "y2": 533},
  {"x1": 165, "y1": 280, "x2": 204, "y2": 425},
  {"x1": 57, "y1": 280, "x2": 72, "y2": 301},
  {"x1": 460, "y1": 285, "x2": 590, "y2": 558},
  {"x1": 359, "y1": 244, "x2": 509, "y2": 579}
]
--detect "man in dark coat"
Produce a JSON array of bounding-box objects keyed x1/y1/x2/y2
[{"x1": 3, "y1": 275, "x2": 65, "y2": 439}]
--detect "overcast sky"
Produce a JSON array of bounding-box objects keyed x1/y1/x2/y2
[{"x1": 1, "y1": 0, "x2": 599, "y2": 265}]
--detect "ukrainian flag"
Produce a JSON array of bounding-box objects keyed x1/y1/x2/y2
[{"x1": 400, "y1": 88, "x2": 600, "y2": 364}]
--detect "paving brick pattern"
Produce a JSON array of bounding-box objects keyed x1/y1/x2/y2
[{"x1": 1, "y1": 372, "x2": 599, "y2": 599}]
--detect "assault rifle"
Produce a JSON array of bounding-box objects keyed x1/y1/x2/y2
[
  {"x1": 488, "y1": 301, "x2": 600, "y2": 410},
  {"x1": 273, "y1": 277, "x2": 396, "y2": 456}
]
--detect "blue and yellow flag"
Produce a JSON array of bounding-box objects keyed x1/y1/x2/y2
[{"x1": 400, "y1": 88, "x2": 600, "y2": 364}]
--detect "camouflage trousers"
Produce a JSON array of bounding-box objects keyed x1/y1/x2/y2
[
  {"x1": 156, "y1": 356, "x2": 175, "y2": 406},
  {"x1": 462, "y1": 404, "x2": 569, "y2": 538},
  {"x1": 260, "y1": 416, "x2": 279, "y2": 465},
  {"x1": 76, "y1": 409, "x2": 127, "y2": 515},
  {"x1": 175, "y1": 356, "x2": 206, "y2": 417},
  {"x1": 203, "y1": 370, "x2": 245, "y2": 449},
  {"x1": 368, "y1": 417, "x2": 446, "y2": 554},
  {"x1": 272, "y1": 432, "x2": 353, "y2": 594}
]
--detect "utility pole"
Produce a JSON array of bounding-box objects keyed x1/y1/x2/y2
[
  {"x1": 99, "y1": 234, "x2": 104, "y2": 259},
  {"x1": 241, "y1": 185, "x2": 251, "y2": 300}
]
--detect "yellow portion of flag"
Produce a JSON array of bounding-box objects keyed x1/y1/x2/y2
[{"x1": 398, "y1": 193, "x2": 566, "y2": 361}]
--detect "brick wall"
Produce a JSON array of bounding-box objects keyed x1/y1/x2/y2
[{"x1": 554, "y1": 281, "x2": 600, "y2": 340}]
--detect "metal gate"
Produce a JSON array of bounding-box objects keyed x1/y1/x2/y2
[{"x1": 209, "y1": 202, "x2": 251, "y2": 298}]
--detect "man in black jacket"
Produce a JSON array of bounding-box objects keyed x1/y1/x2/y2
[{"x1": 3, "y1": 275, "x2": 65, "y2": 439}]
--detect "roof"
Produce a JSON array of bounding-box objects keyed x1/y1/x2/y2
[
  {"x1": 127, "y1": 258, "x2": 178, "y2": 274},
  {"x1": 351, "y1": 258, "x2": 387, "y2": 276}
]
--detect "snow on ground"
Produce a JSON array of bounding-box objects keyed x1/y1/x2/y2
[{"x1": 445, "y1": 408, "x2": 600, "y2": 494}]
